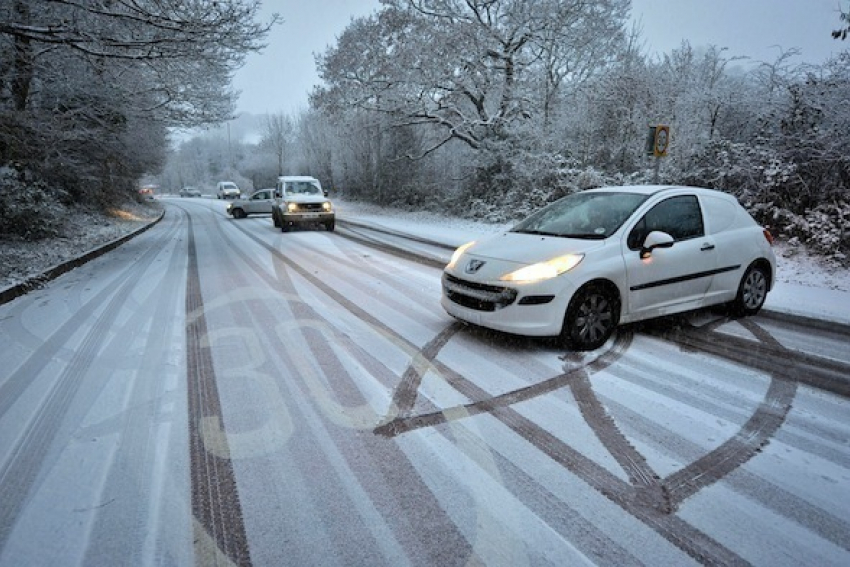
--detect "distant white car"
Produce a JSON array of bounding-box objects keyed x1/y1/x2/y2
[
  {"x1": 441, "y1": 185, "x2": 776, "y2": 351},
  {"x1": 216, "y1": 181, "x2": 241, "y2": 200},
  {"x1": 227, "y1": 188, "x2": 274, "y2": 218}
]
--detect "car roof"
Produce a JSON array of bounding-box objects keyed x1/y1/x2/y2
[
  {"x1": 586, "y1": 185, "x2": 733, "y2": 199},
  {"x1": 277, "y1": 176, "x2": 319, "y2": 182}
]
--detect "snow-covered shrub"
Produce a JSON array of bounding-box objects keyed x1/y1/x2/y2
[
  {"x1": 680, "y1": 139, "x2": 798, "y2": 204},
  {"x1": 465, "y1": 198, "x2": 512, "y2": 223},
  {"x1": 455, "y1": 145, "x2": 628, "y2": 223},
  {"x1": 0, "y1": 169, "x2": 71, "y2": 240},
  {"x1": 769, "y1": 201, "x2": 850, "y2": 264}
]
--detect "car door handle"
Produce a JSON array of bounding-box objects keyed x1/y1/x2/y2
[{"x1": 701, "y1": 243, "x2": 715, "y2": 251}]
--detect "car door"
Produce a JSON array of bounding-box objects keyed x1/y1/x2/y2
[
  {"x1": 246, "y1": 190, "x2": 273, "y2": 214},
  {"x1": 622, "y1": 194, "x2": 718, "y2": 317}
]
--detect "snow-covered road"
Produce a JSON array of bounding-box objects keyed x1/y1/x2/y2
[{"x1": 0, "y1": 198, "x2": 848, "y2": 566}]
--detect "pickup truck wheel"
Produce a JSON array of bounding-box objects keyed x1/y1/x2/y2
[
  {"x1": 325, "y1": 220, "x2": 335, "y2": 232},
  {"x1": 273, "y1": 212, "x2": 280, "y2": 227},
  {"x1": 281, "y1": 222, "x2": 291, "y2": 233}
]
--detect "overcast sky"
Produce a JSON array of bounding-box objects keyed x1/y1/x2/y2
[{"x1": 231, "y1": 0, "x2": 847, "y2": 116}]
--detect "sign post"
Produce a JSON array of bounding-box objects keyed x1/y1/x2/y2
[{"x1": 646, "y1": 125, "x2": 670, "y2": 183}]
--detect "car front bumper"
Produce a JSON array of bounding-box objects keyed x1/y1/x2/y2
[
  {"x1": 440, "y1": 272, "x2": 576, "y2": 336},
  {"x1": 281, "y1": 212, "x2": 334, "y2": 224}
]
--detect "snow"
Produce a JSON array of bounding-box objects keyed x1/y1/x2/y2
[
  {"x1": 0, "y1": 199, "x2": 163, "y2": 293},
  {"x1": 1, "y1": 197, "x2": 849, "y2": 328}
]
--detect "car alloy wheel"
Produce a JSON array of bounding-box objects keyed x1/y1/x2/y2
[
  {"x1": 564, "y1": 284, "x2": 619, "y2": 351},
  {"x1": 733, "y1": 263, "x2": 769, "y2": 316}
]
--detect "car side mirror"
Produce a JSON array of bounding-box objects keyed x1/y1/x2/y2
[{"x1": 640, "y1": 230, "x2": 675, "y2": 259}]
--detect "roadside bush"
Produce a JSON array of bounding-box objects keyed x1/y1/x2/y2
[
  {"x1": 763, "y1": 201, "x2": 850, "y2": 264},
  {"x1": 0, "y1": 168, "x2": 71, "y2": 240}
]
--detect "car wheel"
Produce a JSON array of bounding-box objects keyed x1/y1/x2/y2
[
  {"x1": 563, "y1": 284, "x2": 619, "y2": 351},
  {"x1": 273, "y1": 211, "x2": 280, "y2": 227},
  {"x1": 232, "y1": 208, "x2": 246, "y2": 219},
  {"x1": 732, "y1": 263, "x2": 769, "y2": 316},
  {"x1": 324, "y1": 220, "x2": 335, "y2": 232},
  {"x1": 281, "y1": 222, "x2": 291, "y2": 233}
]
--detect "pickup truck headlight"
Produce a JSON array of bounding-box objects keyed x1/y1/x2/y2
[
  {"x1": 322, "y1": 202, "x2": 333, "y2": 212},
  {"x1": 286, "y1": 203, "x2": 298, "y2": 213}
]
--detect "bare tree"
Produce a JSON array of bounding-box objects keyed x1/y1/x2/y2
[
  {"x1": 0, "y1": 0, "x2": 278, "y2": 206},
  {"x1": 261, "y1": 113, "x2": 295, "y2": 176},
  {"x1": 314, "y1": 0, "x2": 629, "y2": 158},
  {"x1": 834, "y1": 1, "x2": 849, "y2": 40},
  {"x1": 0, "y1": 0, "x2": 278, "y2": 123}
]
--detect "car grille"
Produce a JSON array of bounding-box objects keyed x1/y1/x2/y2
[
  {"x1": 442, "y1": 273, "x2": 518, "y2": 312},
  {"x1": 290, "y1": 202, "x2": 326, "y2": 212}
]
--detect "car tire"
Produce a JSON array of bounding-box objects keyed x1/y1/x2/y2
[
  {"x1": 563, "y1": 283, "x2": 619, "y2": 351},
  {"x1": 273, "y1": 211, "x2": 280, "y2": 227},
  {"x1": 232, "y1": 208, "x2": 246, "y2": 219},
  {"x1": 325, "y1": 220, "x2": 335, "y2": 232},
  {"x1": 281, "y1": 222, "x2": 291, "y2": 233},
  {"x1": 731, "y1": 262, "x2": 769, "y2": 316}
]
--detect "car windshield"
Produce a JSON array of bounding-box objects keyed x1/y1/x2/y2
[
  {"x1": 511, "y1": 191, "x2": 649, "y2": 239},
  {"x1": 285, "y1": 181, "x2": 321, "y2": 195}
]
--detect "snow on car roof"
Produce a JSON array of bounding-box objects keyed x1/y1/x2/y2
[
  {"x1": 586, "y1": 185, "x2": 734, "y2": 198},
  {"x1": 277, "y1": 175, "x2": 319, "y2": 181}
]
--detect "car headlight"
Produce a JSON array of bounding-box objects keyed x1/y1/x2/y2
[
  {"x1": 322, "y1": 201, "x2": 333, "y2": 212},
  {"x1": 447, "y1": 241, "x2": 476, "y2": 269},
  {"x1": 499, "y1": 254, "x2": 584, "y2": 283},
  {"x1": 287, "y1": 203, "x2": 298, "y2": 213}
]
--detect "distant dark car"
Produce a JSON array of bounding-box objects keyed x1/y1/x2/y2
[{"x1": 180, "y1": 187, "x2": 202, "y2": 198}]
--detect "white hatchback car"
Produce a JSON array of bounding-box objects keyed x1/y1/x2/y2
[{"x1": 441, "y1": 185, "x2": 776, "y2": 350}]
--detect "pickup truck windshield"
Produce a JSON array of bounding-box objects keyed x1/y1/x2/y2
[{"x1": 285, "y1": 182, "x2": 321, "y2": 195}]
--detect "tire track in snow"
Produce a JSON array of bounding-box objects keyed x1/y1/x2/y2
[
  {"x1": 0, "y1": 212, "x2": 181, "y2": 553},
  {"x1": 206, "y1": 210, "x2": 473, "y2": 564},
  {"x1": 657, "y1": 317, "x2": 798, "y2": 511},
  {"x1": 184, "y1": 214, "x2": 252, "y2": 567},
  {"x1": 229, "y1": 216, "x2": 748, "y2": 564}
]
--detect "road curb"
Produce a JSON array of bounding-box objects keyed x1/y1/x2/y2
[
  {"x1": 760, "y1": 307, "x2": 850, "y2": 335},
  {"x1": 0, "y1": 209, "x2": 165, "y2": 306}
]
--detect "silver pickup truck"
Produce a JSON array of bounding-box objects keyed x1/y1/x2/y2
[
  {"x1": 271, "y1": 176, "x2": 334, "y2": 232},
  {"x1": 226, "y1": 188, "x2": 275, "y2": 218}
]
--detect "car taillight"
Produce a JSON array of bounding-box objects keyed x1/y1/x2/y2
[{"x1": 762, "y1": 228, "x2": 774, "y2": 246}]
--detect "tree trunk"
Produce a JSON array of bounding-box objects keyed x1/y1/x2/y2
[{"x1": 11, "y1": 1, "x2": 33, "y2": 111}]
